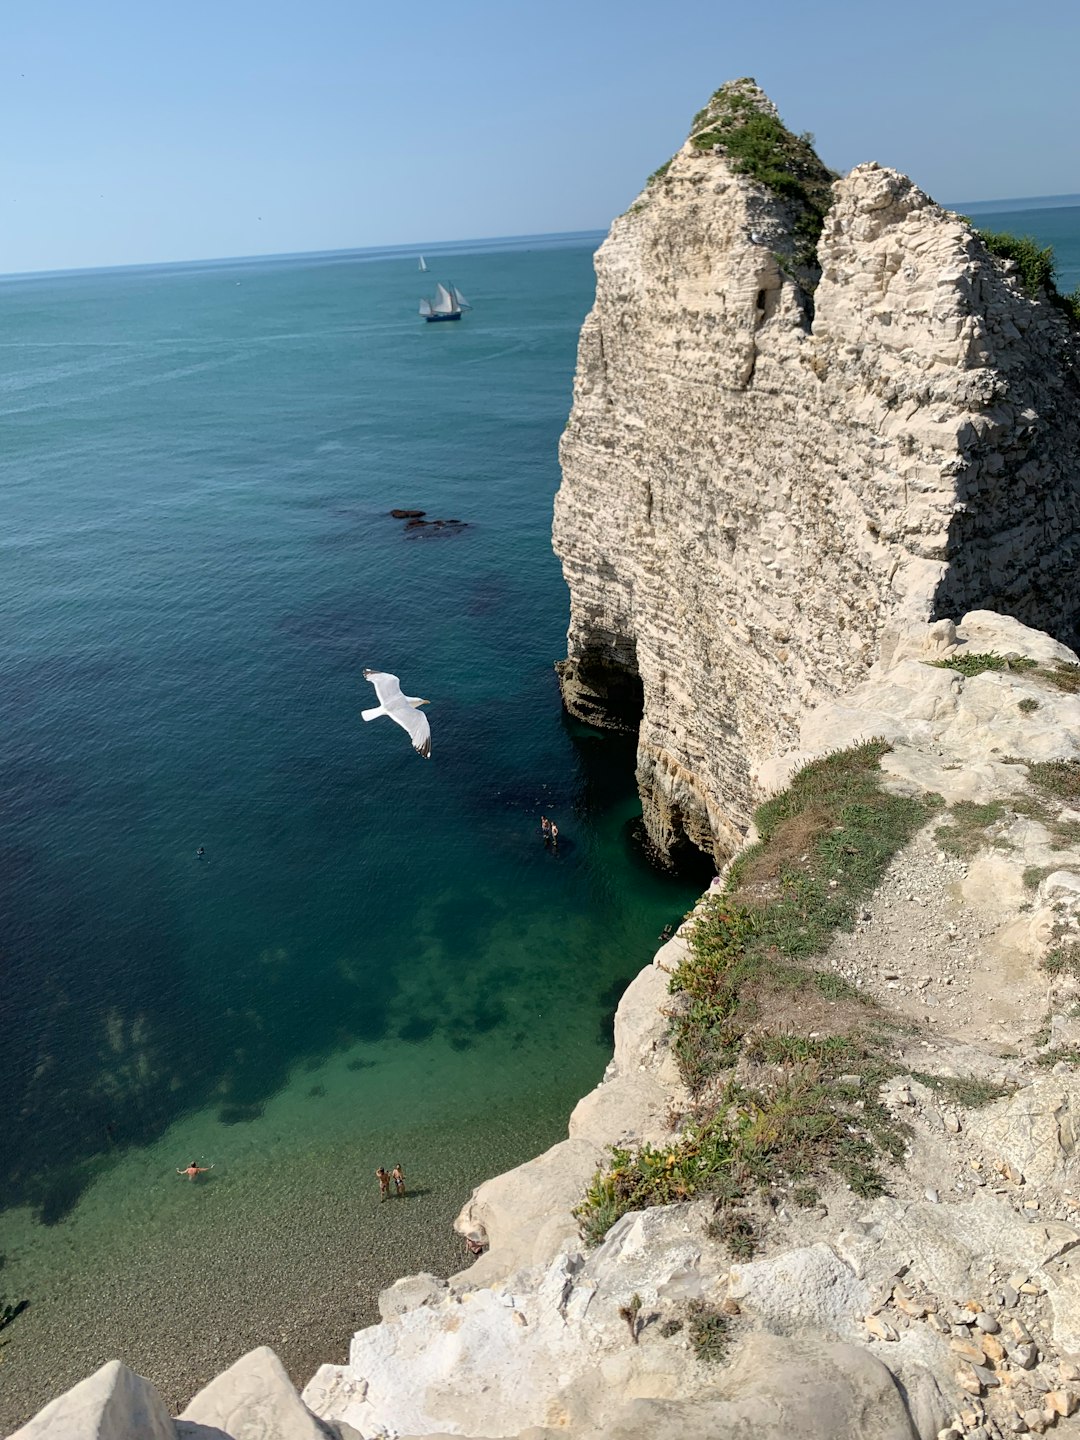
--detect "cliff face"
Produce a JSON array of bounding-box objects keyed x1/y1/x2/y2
[{"x1": 553, "y1": 80, "x2": 1080, "y2": 864}]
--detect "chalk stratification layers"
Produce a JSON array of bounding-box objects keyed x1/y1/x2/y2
[{"x1": 554, "y1": 79, "x2": 1080, "y2": 863}]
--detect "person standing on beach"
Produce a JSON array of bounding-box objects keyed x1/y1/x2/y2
[
  {"x1": 376, "y1": 1167, "x2": 391, "y2": 1201},
  {"x1": 391, "y1": 1163, "x2": 405, "y2": 1197}
]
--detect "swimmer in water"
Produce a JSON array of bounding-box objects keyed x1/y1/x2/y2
[
  {"x1": 196, "y1": 847, "x2": 205, "y2": 859},
  {"x1": 177, "y1": 1161, "x2": 213, "y2": 1181}
]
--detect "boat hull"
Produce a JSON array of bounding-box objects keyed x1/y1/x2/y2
[{"x1": 425, "y1": 313, "x2": 462, "y2": 322}]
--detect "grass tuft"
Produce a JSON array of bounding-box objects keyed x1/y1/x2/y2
[
  {"x1": 1026, "y1": 759, "x2": 1080, "y2": 805},
  {"x1": 932, "y1": 652, "x2": 1037, "y2": 679},
  {"x1": 1036, "y1": 1047, "x2": 1080, "y2": 1068},
  {"x1": 1042, "y1": 663, "x2": 1080, "y2": 694},
  {"x1": 686, "y1": 1300, "x2": 732, "y2": 1363},
  {"x1": 908, "y1": 1072, "x2": 1012, "y2": 1108},
  {"x1": 1042, "y1": 943, "x2": 1080, "y2": 982},
  {"x1": 935, "y1": 800, "x2": 1008, "y2": 860},
  {"x1": 1024, "y1": 865, "x2": 1055, "y2": 891}
]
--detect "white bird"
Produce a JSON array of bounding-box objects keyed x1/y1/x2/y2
[{"x1": 361, "y1": 669, "x2": 432, "y2": 758}]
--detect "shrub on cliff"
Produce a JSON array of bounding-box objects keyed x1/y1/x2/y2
[
  {"x1": 976, "y1": 228, "x2": 1080, "y2": 326},
  {"x1": 688, "y1": 79, "x2": 836, "y2": 270}
]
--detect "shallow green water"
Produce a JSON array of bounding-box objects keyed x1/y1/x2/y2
[{"x1": 0, "y1": 236, "x2": 707, "y2": 1424}]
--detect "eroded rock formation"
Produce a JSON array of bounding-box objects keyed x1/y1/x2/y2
[{"x1": 553, "y1": 79, "x2": 1080, "y2": 864}]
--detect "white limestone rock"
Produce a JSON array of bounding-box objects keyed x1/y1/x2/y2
[
  {"x1": 727, "y1": 1243, "x2": 871, "y2": 1339},
  {"x1": 181, "y1": 1347, "x2": 348, "y2": 1440},
  {"x1": 759, "y1": 610, "x2": 1080, "y2": 805},
  {"x1": 962, "y1": 1075, "x2": 1080, "y2": 1198},
  {"x1": 378, "y1": 1272, "x2": 449, "y2": 1322},
  {"x1": 554, "y1": 79, "x2": 1080, "y2": 864},
  {"x1": 9, "y1": 1361, "x2": 179, "y2": 1440}
]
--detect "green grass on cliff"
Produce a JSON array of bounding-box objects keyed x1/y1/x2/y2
[
  {"x1": 575, "y1": 741, "x2": 934, "y2": 1249},
  {"x1": 975, "y1": 229, "x2": 1080, "y2": 326},
  {"x1": 931, "y1": 651, "x2": 1080, "y2": 692},
  {"x1": 687, "y1": 79, "x2": 836, "y2": 272}
]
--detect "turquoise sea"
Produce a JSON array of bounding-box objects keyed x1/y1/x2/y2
[
  {"x1": 3, "y1": 200, "x2": 1078, "y2": 1428},
  {"x1": 0, "y1": 234, "x2": 709, "y2": 1426}
]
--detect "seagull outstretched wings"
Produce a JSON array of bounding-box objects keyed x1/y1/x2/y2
[{"x1": 361, "y1": 669, "x2": 431, "y2": 758}]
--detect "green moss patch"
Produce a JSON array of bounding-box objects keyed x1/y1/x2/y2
[{"x1": 935, "y1": 800, "x2": 1010, "y2": 860}]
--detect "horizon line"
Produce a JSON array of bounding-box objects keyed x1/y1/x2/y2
[
  {"x1": 0, "y1": 228, "x2": 610, "y2": 283},
  {"x1": 4, "y1": 189, "x2": 1078, "y2": 282}
]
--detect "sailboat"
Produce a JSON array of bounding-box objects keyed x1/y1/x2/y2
[
  {"x1": 419, "y1": 282, "x2": 471, "y2": 323},
  {"x1": 418, "y1": 256, "x2": 428, "y2": 272}
]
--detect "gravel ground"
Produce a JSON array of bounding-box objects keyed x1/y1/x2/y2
[{"x1": 824, "y1": 823, "x2": 1047, "y2": 1046}]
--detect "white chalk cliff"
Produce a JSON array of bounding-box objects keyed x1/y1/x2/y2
[
  {"x1": 553, "y1": 79, "x2": 1080, "y2": 864},
  {"x1": 15, "y1": 82, "x2": 1080, "y2": 1440}
]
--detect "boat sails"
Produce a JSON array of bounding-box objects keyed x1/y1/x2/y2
[
  {"x1": 419, "y1": 283, "x2": 471, "y2": 323},
  {"x1": 418, "y1": 255, "x2": 428, "y2": 272}
]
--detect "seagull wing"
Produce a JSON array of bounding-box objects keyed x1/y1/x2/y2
[
  {"x1": 364, "y1": 670, "x2": 406, "y2": 709},
  {"x1": 391, "y1": 703, "x2": 431, "y2": 759},
  {"x1": 363, "y1": 670, "x2": 432, "y2": 758}
]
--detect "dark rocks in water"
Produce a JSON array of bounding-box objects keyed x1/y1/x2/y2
[
  {"x1": 389, "y1": 507, "x2": 470, "y2": 536},
  {"x1": 404, "y1": 518, "x2": 470, "y2": 537}
]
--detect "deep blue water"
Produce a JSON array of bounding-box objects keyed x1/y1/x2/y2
[{"x1": 0, "y1": 236, "x2": 709, "y2": 1420}]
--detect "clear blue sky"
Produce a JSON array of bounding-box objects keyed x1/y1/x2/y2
[{"x1": 3, "y1": 0, "x2": 1078, "y2": 274}]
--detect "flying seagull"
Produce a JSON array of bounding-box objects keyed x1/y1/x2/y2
[{"x1": 361, "y1": 669, "x2": 431, "y2": 758}]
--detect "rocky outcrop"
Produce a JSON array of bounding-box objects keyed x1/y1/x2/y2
[
  {"x1": 11, "y1": 1348, "x2": 357, "y2": 1440},
  {"x1": 553, "y1": 80, "x2": 1080, "y2": 864},
  {"x1": 8, "y1": 1362, "x2": 180, "y2": 1440}
]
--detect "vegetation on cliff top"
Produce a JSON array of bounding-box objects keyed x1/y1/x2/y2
[
  {"x1": 688, "y1": 78, "x2": 837, "y2": 270},
  {"x1": 576, "y1": 741, "x2": 939, "y2": 1250},
  {"x1": 930, "y1": 650, "x2": 1080, "y2": 691},
  {"x1": 975, "y1": 229, "x2": 1080, "y2": 327}
]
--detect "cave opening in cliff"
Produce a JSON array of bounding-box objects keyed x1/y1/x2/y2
[
  {"x1": 640, "y1": 814, "x2": 718, "y2": 886},
  {"x1": 554, "y1": 647, "x2": 644, "y2": 734}
]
